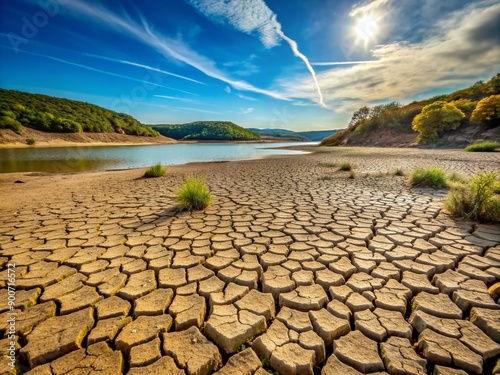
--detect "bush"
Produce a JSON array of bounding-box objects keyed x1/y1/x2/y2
[
  {"x1": 26, "y1": 138, "x2": 36, "y2": 145},
  {"x1": 465, "y1": 141, "x2": 500, "y2": 152},
  {"x1": 177, "y1": 176, "x2": 211, "y2": 211},
  {"x1": 470, "y1": 95, "x2": 500, "y2": 126},
  {"x1": 445, "y1": 172, "x2": 500, "y2": 222},
  {"x1": 408, "y1": 167, "x2": 447, "y2": 188},
  {"x1": 339, "y1": 162, "x2": 353, "y2": 171},
  {"x1": 144, "y1": 163, "x2": 166, "y2": 178},
  {"x1": 412, "y1": 101, "x2": 465, "y2": 141}
]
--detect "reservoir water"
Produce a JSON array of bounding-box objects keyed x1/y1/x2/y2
[{"x1": 0, "y1": 142, "x2": 315, "y2": 173}]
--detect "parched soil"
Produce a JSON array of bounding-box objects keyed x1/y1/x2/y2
[
  {"x1": 0, "y1": 128, "x2": 177, "y2": 147},
  {"x1": 1, "y1": 147, "x2": 500, "y2": 375}
]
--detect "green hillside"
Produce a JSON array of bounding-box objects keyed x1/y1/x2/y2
[
  {"x1": 321, "y1": 74, "x2": 500, "y2": 147},
  {"x1": 0, "y1": 89, "x2": 159, "y2": 137},
  {"x1": 154, "y1": 121, "x2": 260, "y2": 141}
]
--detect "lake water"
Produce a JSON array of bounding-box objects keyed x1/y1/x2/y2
[{"x1": 0, "y1": 142, "x2": 316, "y2": 173}]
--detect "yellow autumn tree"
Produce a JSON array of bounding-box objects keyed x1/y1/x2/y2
[
  {"x1": 412, "y1": 101, "x2": 465, "y2": 141},
  {"x1": 470, "y1": 95, "x2": 500, "y2": 126}
]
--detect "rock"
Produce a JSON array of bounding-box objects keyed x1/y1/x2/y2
[
  {"x1": 214, "y1": 348, "x2": 262, "y2": 375},
  {"x1": 129, "y1": 338, "x2": 162, "y2": 367},
  {"x1": 205, "y1": 304, "x2": 266, "y2": 353},
  {"x1": 309, "y1": 308, "x2": 350, "y2": 345},
  {"x1": 489, "y1": 282, "x2": 500, "y2": 300},
  {"x1": 417, "y1": 328, "x2": 483, "y2": 374},
  {"x1": 115, "y1": 314, "x2": 172, "y2": 354},
  {"x1": 163, "y1": 326, "x2": 222, "y2": 375},
  {"x1": 88, "y1": 316, "x2": 132, "y2": 345},
  {"x1": 235, "y1": 289, "x2": 276, "y2": 321},
  {"x1": 270, "y1": 342, "x2": 315, "y2": 375},
  {"x1": 168, "y1": 294, "x2": 206, "y2": 330},
  {"x1": 381, "y1": 336, "x2": 427, "y2": 375},
  {"x1": 411, "y1": 292, "x2": 462, "y2": 319},
  {"x1": 127, "y1": 356, "x2": 185, "y2": 375},
  {"x1": 470, "y1": 307, "x2": 500, "y2": 343},
  {"x1": 134, "y1": 288, "x2": 174, "y2": 317},
  {"x1": 117, "y1": 270, "x2": 156, "y2": 301},
  {"x1": 20, "y1": 307, "x2": 94, "y2": 367},
  {"x1": 95, "y1": 296, "x2": 131, "y2": 319},
  {"x1": 321, "y1": 354, "x2": 362, "y2": 375},
  {"x1": 14, "y1": 301, "x2": 56, "y2": 337},
  {"x1": 333, "y1": 330, "x2": 384, "y2": 373},
  {"x1": 56, "y1": 285, "x2": 102, "y2": 314},
  {"x1": 432, "y1": 365, "x2": 467, "y2": 375}
]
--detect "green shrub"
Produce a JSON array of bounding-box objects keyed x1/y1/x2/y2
[
  {"x1": 412, "y1": 101, "x2": 465, "y2": 141},
  {"x1": 465, "y1": 141, "x2": 500, "y2": 152},
  {"x1": 408, "y1": 167, "x2": 447, "y2": 188},
  {"x1": 26, "y1": 138, "x2": 36, "y2": 145},
  {"x1": 339, "y1": 162, "x2": 353, "y2": 171},
  {"x1": 144, "y1": 163, "x2": 167, "y2": 178},
  {"x1": 177, "y1": 176, "x2": 212, "y2": 211},
  {"x1": 445, "y1": 172, "x2": 500, "y2": 222},
  {"x1": 319, "y1": 162, "x2": 337, "y2": 168}
]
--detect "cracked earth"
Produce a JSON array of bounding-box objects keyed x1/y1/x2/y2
[{"x1": 0, "y1": 146, "x2": 499, "y2": 375}]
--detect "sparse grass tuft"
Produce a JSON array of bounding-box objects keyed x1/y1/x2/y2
[
  {"x1": 465, "y1": 141, "x2": 500, "y2": 152},
  {"x1": 26, "y1": 137, "x2": 36, "y2": 145},
  {"x1": 144, "y1": 163, "x2": 167, "y2": 178},
  {"x1": 177, "y1": 175, "x2": 212, "y2": 211},
  {"x1": 339, "y1": 162, "x2": 353, "y2": 171},
  {"x1": 408, "y1": 167, "x2": 447, "y2": 189},
  {"x1": 393, "y1": 168, "x2": 404, "y2": 176},
  {"x1": 445, "y1": 171, "x2": 500, "y2": 222},
  {"x1": 319, "y1": 162, "x2": 337, "y2": 168}
]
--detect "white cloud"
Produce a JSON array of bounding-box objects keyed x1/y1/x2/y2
[
  {"x1": 350, "y1": 0, "x2": 390, "y2": 17},
  {"x1": 154, "y1": 95, "x2": 197, "y2": 103},
  {"x1": 186, "y1": 0, "x2": 326, "y2": 107},
  {"x1": 277, "y1": 1, "x2": 500, "y2": 115},
  {"x1": 63, "y1": 0, "x2": 289, "y2": 101},
  {"x1": 238, "y1": 94, "x2": 258, "y2": 101},
  {"x1": 243, "y1": 107, "x2": 254, "y2": 114},
  {"x1": 225, "y1": 86, "x2": 231, "y2": 93}
]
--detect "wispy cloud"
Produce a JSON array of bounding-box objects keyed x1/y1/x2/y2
[
  {"x1": 350, "y1": 0, "x2": 390, "y2": 17},
  {"x1": 14, "y1": 49, "x2": 166, "y2": 88},
  {"x1": 82, "y1": 52, "x2": 205, "y2": 85},
  {"x1": 154, "y1": 95, "x2": 198, "y2": 103},
  {"x1": 243, "y1": 107, "x2": 254, "y2": 114},
  {"x1": 225, "y1": 86, "x2": 232, "y2": 93},
  {"x1": 277, "y1": 1, "x2": 500, "y2": 115},
  {"x1": 186, "y1": 0, "x2": 326, "y2": 107},
  {"x1": 312, "y1": 61, "x2": 381, "y2": 66},
  {"x1": 63, "y1": 0, "x2": 289, "y2": 101},
  {"x1": 237, "y1": 93, "x2": 258, "y2": 101}
]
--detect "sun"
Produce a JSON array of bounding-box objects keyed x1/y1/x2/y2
[{"x1": 356, "y1": 15, "x2": 379, "y2": 41}]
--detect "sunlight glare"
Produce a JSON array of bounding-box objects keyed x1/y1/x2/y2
[{"x1": 356, "y1": 15, "x2": 379, "y2": 41}]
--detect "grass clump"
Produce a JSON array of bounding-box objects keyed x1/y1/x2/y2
[
  {"x1": 177, "y1": 176, "x2": 211, "y2": 211},
  {"x1": 408, "y1": 167, "x2": 447, "y2": 189},
  {"x1": 339, "y1": 162, "x2": 353, "y2": 171},
  {"x1": 144, "y1": 163, "x2": 167, "y2": 178},
  {"x1": 465, "y1": 141, "x2": 500, "y2": 152},
  {"x1": 393, "y1": 168, "x2": 404, "y2": 176},
  {"x1": 319, "y1": 162, "x2": 337, "y2": 168},
  {"x1": 445, "y1": 172, "x2": 500, "y2": 222},
  {"x1": 26, "y1": 137, "x2": 35, "y2": 145}
]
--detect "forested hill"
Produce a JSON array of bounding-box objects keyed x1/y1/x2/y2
[
  {"x1": 321, "y1": 74, "x2": 500, "y2": 147},
  {"x1": 153, "y1": 121, "x2": 260, "y2": 141},
  {"x1": 0, "y1": 89, "x2": 159, "y2": 137}
]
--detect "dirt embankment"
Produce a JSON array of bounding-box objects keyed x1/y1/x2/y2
[{"x1": 0, "y1": 128, "x2": 177, "y2": 148}]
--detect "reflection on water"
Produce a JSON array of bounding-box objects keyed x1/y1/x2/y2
[{"x1": 0, "y1": 142, "x2": 314, "y2": 173}]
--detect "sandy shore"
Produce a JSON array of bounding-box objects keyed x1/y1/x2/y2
[{"x1": 1, "y1": 147, "x2": 500, "y2": 374}]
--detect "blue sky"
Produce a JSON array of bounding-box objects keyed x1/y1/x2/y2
[{"x1": 1, "y1": 0, "x2": 499, "y2": 131}]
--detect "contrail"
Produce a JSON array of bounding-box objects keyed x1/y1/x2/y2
[
  {"x1": 275, "y1": 23, "x2": 326, "y2": 108},
  {"x1": 186, "y1": 0, "x2": 326, "y2": 108}
]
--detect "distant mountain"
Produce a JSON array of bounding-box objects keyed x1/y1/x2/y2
[
  {"x1": 0, "y1": 88, "x2": 159, "y2": 137},
  {"x1": 153, "y1": 121, "x2": 260, "y2": 141},
  {"x1": 248, "y1": 128, "x2": 340, "y2": 142},
  {"x1": 321, "y1": 73, "x2": 500, "y2": 147}
]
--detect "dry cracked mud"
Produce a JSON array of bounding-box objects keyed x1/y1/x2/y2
[{"x1": 0, "y1": 146, "x2": 499, "y2": 374}]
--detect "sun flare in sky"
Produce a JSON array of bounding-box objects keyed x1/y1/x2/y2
[{"x1": 355, "y1": 15, "x2": 379, "y2": 42}]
